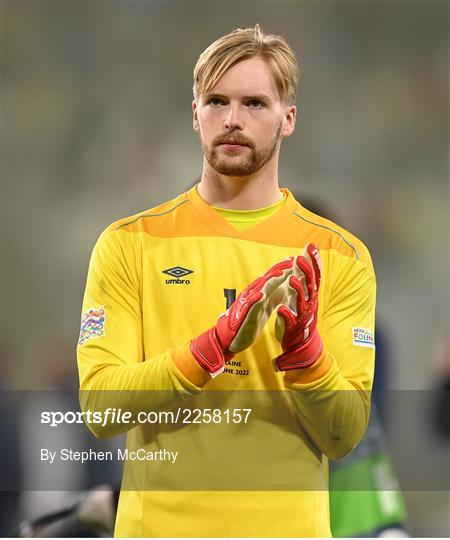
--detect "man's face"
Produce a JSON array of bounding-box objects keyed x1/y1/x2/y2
[{"x1": 193, "y1": 55, "x2": 296, "y2": 177}]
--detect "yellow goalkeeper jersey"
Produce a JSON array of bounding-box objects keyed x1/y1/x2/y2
[{"x1": 77, "y1": 185, "x2": 376, "y2": 537}]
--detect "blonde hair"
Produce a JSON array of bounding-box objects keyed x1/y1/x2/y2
[{"x1": 193, "y1": 24, "x2": 300, "y2": 105}]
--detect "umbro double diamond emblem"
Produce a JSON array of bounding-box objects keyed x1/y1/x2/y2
[{"x1": 163, "y1": 266, "x2": 193, "y2": 284}]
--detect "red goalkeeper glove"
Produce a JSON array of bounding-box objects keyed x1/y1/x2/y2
[
  {"x1": 274, "y1": 243, "x2": 323, "y2": 371},
  {"x1": 190, "y1": 258, "x2": 293, "y2": 377}
]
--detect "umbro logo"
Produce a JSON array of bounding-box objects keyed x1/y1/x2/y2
[
  {"x1": 163, "y1": 266, "x2": 193, "y2": 278},
  {"x1": 163, "y1": 266, "x2": 193, "y2": 284}
]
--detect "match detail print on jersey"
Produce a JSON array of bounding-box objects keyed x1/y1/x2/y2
[{"x1": 78, "y1": 307, "x2": 106, "y2": 346}]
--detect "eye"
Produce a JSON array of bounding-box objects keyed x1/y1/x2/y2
[
  {"x1": 247, "y1": 99, "x2": 264, "y2": 109},
  {"x1": 207, "y1": 97, "x2": 225, "y2": 106}
]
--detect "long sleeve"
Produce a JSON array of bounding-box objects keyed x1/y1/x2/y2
[
  {"x1": 285, "y1": 248, "x2": 376, "y2": 460},
  {"x1": 77, "y1": 228, "x2": 203, "y2": 438}
]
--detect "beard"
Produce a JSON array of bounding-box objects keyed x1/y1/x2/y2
[{"x1": 200, "y1": 121, "x2": 283, "y2": 177}]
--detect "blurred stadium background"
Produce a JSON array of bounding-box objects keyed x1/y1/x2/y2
[{"x1": 2, "y1": 1, "x2": 449, "y2": 537}]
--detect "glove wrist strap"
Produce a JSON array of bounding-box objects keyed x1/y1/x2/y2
[
  {"x1": 190, "y1": 328, "x2": 233, "y2": 378},
  {"x1": 274, "y1": 330, "x2": 323, "y2": 371}
]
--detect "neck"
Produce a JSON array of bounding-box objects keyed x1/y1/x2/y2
[{"x1": 198, "y1": 158, "x2": 282, "y2": 210}]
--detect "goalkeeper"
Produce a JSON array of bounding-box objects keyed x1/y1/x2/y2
[{"x1": 78, "y1": 24, "x2": 376, "y2": 537}]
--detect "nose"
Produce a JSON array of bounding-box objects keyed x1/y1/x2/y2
[{"x1": 224, "y1": 103, "x2": 243, "y2": 131}]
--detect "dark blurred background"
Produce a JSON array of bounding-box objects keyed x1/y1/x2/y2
[{"x1": 2, "y1": 1, "x2": 449, "y2": 536}]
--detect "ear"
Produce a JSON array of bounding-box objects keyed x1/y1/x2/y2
[
  {"x1": 192, "y1": 99, "x2": 200, "y2": 134},
  {"x1": 281, "y1": 105, "x2": 297, "y2": 138}
]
